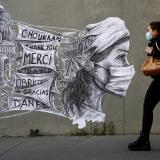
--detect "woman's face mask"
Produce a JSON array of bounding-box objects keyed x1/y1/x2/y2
[{"x1": 145, "y1": 31, "x2": 153, "y2": 42}]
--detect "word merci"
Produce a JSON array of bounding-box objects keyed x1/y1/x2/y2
[{"x1": 23, "y1": 51, "x2": 53, "y2": 65}]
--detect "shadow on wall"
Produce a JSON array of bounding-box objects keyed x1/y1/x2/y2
[
  {"x1": 27, "y1": 122, "x2": 115, "y2": 137},
  {"x1": 70, "y1": 122, "x2": 115, "y2": 136}
]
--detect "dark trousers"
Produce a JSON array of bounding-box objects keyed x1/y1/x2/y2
[{"x1": 142, "y1": 79, "x2": 160, "y2": 136}]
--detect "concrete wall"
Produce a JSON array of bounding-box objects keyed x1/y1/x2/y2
[{"x1": 0, "y1": 0, "x2": 160, "y2": 136}]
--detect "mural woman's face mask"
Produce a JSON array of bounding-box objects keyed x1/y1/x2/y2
[
  {"x1": 105, "y1": 65, "x2": 135, "y2": 96},
  {"x1": 93, "y1": 64, "x2": 135, "y2": 97}
]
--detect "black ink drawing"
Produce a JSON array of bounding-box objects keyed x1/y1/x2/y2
[
  {"x1": 0, "y1": 5, "x2": 16, "y2": 111},
  {"x1": 0, "y1": 6, "x2": 135, "y2": 128},
  {"x1": 60, "y1": 18, "x2": 135, "y2": 128}
]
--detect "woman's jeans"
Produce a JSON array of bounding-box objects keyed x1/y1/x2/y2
[{"x1": 142, "y1": 79, "x2": 160, "y2": 136}]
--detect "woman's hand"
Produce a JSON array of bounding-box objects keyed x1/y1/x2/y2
[{"x1": 145, "y1": 46, "x2": 153, "y2": 54}]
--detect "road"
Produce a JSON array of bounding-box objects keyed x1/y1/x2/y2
[{"x1": 0, "y1": 135, "x2": 160, "y2": 160}]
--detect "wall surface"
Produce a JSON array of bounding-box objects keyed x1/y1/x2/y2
[{"x1": 0, "y1": 0, "x2": 160, "y2": 136}]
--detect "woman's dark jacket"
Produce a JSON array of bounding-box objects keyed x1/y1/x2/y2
[{"x1": 148, "y1": 35, "x2": 160, "y2": 80}]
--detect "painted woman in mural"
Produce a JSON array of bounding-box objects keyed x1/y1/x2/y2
[{"x1": 61, "y1": 18, "x2": 135, "y2": 128}]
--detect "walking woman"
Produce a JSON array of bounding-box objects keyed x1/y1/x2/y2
[{"x1": 128, "y1": 22, "x2": 160, "y2": 151}]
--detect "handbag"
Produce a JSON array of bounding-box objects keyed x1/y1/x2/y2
[{"x1": 141, "y1": 55, "x2": 160, "y2": 76}]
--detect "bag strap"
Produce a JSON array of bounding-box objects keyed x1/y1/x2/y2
[
  {"x1": 156, "y1": 42, "x2": 160, "y2": 51},
  {"x1": 149, "y1": 56, "x2": 154, "y2": 63}
]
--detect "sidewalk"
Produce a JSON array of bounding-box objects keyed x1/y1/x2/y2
[{"x1": 0, "y1": 135, "x2": 160, "y2": 160}]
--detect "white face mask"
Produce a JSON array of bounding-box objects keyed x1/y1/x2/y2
[
  {"x1": 105, "y1": 65, "x2": 135, "y2": 96},
  {"x1": 145, "y1": 31, "x2": 153, "y2": 42},
  {"x1": 91, "y1": 64, "x2": 135, "y2": 97}
]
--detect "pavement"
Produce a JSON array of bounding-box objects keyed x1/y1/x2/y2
[{"x1": 0, "y1": 135, "x2": 160, "y2": 160}]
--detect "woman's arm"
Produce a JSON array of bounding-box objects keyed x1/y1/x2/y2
[{"x1": 151, "y1": 39, "x2": 160, "y2": 57}]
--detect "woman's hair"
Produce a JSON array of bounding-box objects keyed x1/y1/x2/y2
[
  {"x1": 62, "y1": 69, "x2": 92, "y2": 115},
  {"x1": 149, "y1": 21, "x2": 160, "y2": 34}
]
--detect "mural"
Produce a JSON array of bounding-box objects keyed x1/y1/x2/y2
[{"x1": 0, "y1": 6, "x2": 135, "y2": 128}]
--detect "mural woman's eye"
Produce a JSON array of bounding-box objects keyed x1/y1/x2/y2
[{"x1": 116, "y1": 54, "x2": 128, "y2": 65}]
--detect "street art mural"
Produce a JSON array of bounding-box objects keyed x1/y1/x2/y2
[{"x1": 0, "y1": 6, "x2": 135, "y2": 128}]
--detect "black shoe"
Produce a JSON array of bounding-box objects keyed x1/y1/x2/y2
[{"x1": 128, "y1": 132, "x2": 151, "y2": 151}]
